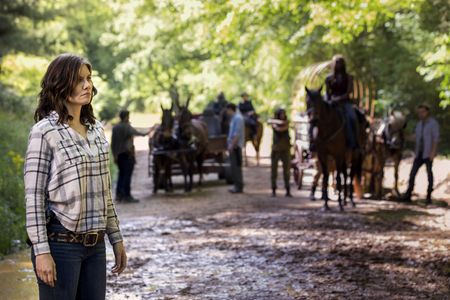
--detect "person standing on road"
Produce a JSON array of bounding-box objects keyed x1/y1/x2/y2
[
  {"x1": 226, "y1": 103, "x2": 245, "y2": 193},
  {"x1": 111, "y1": 110, "x2": 148, "y2": 203},
  {"x1": 269, "y1": 108, "x2": 292, "y2": 198},
  {"x1": 24, "y1": 53, "x2": 127, "y2": 300},
  {"x1": 403, "y1": 103, "x2": 440, "y2": 204}
]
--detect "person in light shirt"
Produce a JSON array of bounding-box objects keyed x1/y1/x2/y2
[
  {"x1": 226, "y1": 103, "x2": 245, "y2": 193},
  {"x1": 403, "y1": 103, "x2": 440, "y2": 204},
  {"x1": 24, "y1": 54, "x2": 126, "y2": 299}
]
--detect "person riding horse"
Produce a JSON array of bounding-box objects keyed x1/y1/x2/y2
[
  {"x1": 212, "y1": 91, "x2": 228, "y2": 116},
  {"x1": 324, "y1": 55, "x2": 359, "y2": 149},
  {"x1": 199, "y1": 107, "x2": 221, "y2": 137},
  {"x1": 207, "y1": 91, "x2": 230, "y2": 134},
  {"x1": 239, "y1": 92, "x2": 258, "y2": 139}
]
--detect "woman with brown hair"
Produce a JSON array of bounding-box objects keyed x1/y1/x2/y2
[
  {"x1": 24, "y1": 53, "x2": 127, "y2": 299},
  {"x1": 325, "y1": 54, "x2": 358, "y2": 149},
  {"x1": 269, "y1": 108, "x2": 292, "y2": 197}
]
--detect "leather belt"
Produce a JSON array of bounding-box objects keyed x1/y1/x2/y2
[{"x1": 47, "y1": 231, "x2": 105, "y2": 247}]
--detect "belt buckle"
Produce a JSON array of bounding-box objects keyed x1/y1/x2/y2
[{"x1": 83, "y1": 232, "x2": 99, "y2": 247}]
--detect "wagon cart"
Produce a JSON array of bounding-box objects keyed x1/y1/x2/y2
[
  {"x1": 148, "y1": 133, "x2": 232, "y2": 189},
  {"x1": 291, "y1": 114, "x2": 314, "y2": 190}
]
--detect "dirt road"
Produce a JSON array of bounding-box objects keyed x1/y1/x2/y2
[
  {"x1": 105, "y1": 140, "x2": 450, "y2": 299},
  {"x1": 1, "y1": 118, "x2": 449, "y2": 300}
]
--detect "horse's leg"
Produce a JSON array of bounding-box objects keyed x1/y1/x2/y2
[
  {"x1": 311, "y1": 161, "x2": 321, "y2": 201},
  {"x1": 257, "y1": 123, "x2": 263, "y2": 166},
  {"x1": 342, "y1": 160, "x2": 348, "y2": 206},
  {"x1": 180, "y1": 156, "x2": 189, "y2": 192},
  {"x1": 188, "y1": 156, "x2": 194, "y2": 192},
  {"x1": 189, "y1": 168, "x2": 194, "y2": 192},
  {"x1": 335, "y1": 162, "x2": 344, "y2": 211},
  {"x1": 165, "y1": 171, "x2": 169, "y2": 192},
  {"x1": 349, "y1": 164, "x2": 354, "y2": 205},
  {"x1": 349, "y1": 154, "x2": 358, "y2": 208},
  {"x1": 168, "y1": 157, "x2": 174, "y2": 191},
  {"x1": 319, "y1": 156, "x2": 330, "y2": 210},
  {"x1": 393, "y1": 152, "x2": 400, "y2": 196},
  {"x1": 165, "y1": 160, "x2": 172, "y2": 192},
  {"x1": 153, "y1": 162, "x2": 159, "y2": 194},
  {"x1": 197, "y1": 154, "x2": 204, "y2": 186},
  {"x1": 253, "y1": 140, "x2": 260, "y2": 167}
]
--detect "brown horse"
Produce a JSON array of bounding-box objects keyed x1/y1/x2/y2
[
  {"x1": 150, "y1": 104, "x2": 177, "y2": 194},
  {"x1": 244, "y1": 120, "x2": 263, "y2": 166},
  {"x1": 310, "y1": 154, "x2": 336, "y2": 201},
  {"x1": 175, "y1": 96, "x2": 209, "y2": 188},
  {"x1": 306, "y1": 87, "x2": 366, "y2": 210},
  {"x1": 382, "y1": 112, "x2": 406, "y2": 196},
  {"x1": 364, "y1": 112, "x2": 405, "y2": 198}
]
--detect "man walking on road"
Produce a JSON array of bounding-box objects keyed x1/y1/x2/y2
[
  {"x1": 111, "y1": 110, "x2": 148, "y2": 203},
  {"x1": 403, "y1": 103, "x2": 440, "y2": 204},
  {"x1": 226, "y1": 103, "x2": 245, "y2": 194}
]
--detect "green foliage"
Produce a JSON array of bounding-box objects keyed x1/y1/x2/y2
[
  {"x1": 1, "y1": 0, "x2": 450, "y2": 253},
  {"x1": 0, "y1": 111, "x2": 33, "y2": 255}
]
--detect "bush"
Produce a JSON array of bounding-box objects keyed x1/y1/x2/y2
[{"x1": 0, "y1": 111, "x2": 33, "y2": 255}]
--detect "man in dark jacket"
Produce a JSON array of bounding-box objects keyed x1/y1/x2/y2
[{"x1": 111, "y1": 110, "x2": 148, "y2": 203}]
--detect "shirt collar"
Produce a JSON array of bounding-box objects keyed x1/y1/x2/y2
[{"x1": 48, "y1": 110, "x2": 94, "y2": 131}]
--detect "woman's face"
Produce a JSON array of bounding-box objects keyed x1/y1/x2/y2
[
  {"x1": 279, "y1": 111, "x2": 286, "y2": 120},
  {"x1": 68, "y1": 64, "x2": 93, "y2": 106}
]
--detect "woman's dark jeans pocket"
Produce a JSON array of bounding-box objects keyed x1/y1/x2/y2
[{"x1": 31, "y1": 226, "x2": 106, "y2": 300}]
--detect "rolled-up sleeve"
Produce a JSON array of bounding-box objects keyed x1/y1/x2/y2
[{"x1": 24, "y1": 126, "x2": 52, "y2": 255}]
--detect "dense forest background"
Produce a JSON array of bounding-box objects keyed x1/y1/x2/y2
[{"x1": 0, "y1": 0, "x2": 448, "y2": 255}]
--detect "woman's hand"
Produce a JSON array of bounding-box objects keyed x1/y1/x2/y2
[
  {"x1": 35, "y1": 253, "x2": 57, "y2": 287},
  {"x1": 112, "y1": 241, "x2": 127, "y2": 275}
]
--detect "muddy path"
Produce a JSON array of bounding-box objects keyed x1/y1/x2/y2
[
  {"x1": 106, "y1": 146, "x2": 450, "y2": 299},
  {"x1": 1, "y1": 129, "x2": 449, "y2": 300}
]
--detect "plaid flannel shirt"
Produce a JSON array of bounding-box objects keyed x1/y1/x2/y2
[{"x1": 24, "y1": 111, "x2": 122, "y2": 255}]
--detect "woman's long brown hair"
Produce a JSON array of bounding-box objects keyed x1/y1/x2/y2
[{"x1": 34, "y1": 53, "x2": 98, "y2": 125}]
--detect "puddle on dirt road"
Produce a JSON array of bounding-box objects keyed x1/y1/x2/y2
[
  {"x1": 105, "y1": 211, "x2": 450, "y2": 299},
  {"x1": 0, "y1": 250, "x2": 37, "y2": 300},
  {"x1": 1, "y1": 208, "x2": 450, "y2": 299}
]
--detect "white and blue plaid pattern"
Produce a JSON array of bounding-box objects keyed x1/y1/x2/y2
[{"x1": 24, "y1": 111, "x2": 122, "y2": 255}]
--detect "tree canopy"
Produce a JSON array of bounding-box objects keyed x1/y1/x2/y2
[
  {"x1": 1, "y1": 0, "x2": 449, "y2": 123},
  {"x1": 0, "y1": 0, "x2": 449, "y2": 255}
]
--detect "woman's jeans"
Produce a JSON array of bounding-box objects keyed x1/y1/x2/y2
[{"x1": 31, "y1": 223, "x2": 107, "y2": 300}]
